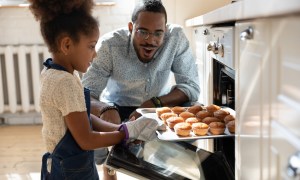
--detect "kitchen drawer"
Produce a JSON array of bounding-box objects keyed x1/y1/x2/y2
[{"x1": 270, "y1": 120, "x2": 300, "y2": 180}]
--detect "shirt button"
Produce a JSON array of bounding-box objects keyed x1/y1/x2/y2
[
  {"x1": 144, "y1": 64, "x2": 147, "y2": 67},
  {"x1": 147, "y1": 79, "x2": 150, "y2": 82},
  {"x1": 146, "y1": 93, "x2": 149, "y2": 95}
]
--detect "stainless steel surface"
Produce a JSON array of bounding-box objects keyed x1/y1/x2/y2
[{"x1": 207, "y1": 27, "x2": 235, "y2": 70}]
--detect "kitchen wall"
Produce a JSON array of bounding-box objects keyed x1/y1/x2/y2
[
  {"x1": 162, "y1": 0, "x2": 232, "y2": 41},
  {"x1": 0, "y1": 0, "x2": 231, "y2": 46},
  {"x1": 0, "y1": 0, "x2": 135, "y2": 45}
]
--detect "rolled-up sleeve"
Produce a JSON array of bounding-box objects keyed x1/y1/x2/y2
[
  {"x1": 82, "y1": 40, "x2": 112, "y2": 99},
  {"x1": 171, "y1": 28, "x2": 200, "y2": 102}
]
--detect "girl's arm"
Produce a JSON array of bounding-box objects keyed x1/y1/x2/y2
[{"x1": 64, "y1": 112, "x2": 125, "y2": 151}]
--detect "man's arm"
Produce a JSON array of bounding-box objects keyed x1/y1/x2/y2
[{"x1": 90, "y1": 96, "x2": 121, "y2": 125}]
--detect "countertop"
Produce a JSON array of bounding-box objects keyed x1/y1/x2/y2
[{"x1": 185, "y1": 0, "x2": 300, "y2": 27}]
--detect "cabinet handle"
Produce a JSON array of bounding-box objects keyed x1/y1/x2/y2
[
  {"x1": 287, "y1": 151, "x2": 300, "y2": 178},
  {"x1": 240, "y1": 26, "x2": 253, "y2": 40}
]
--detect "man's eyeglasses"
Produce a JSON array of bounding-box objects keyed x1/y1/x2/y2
[{"x1": 136, "y1": 29, "x2": 164, "y2": 40}]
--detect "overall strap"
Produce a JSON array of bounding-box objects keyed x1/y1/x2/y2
[{"x1": 43, "y1": 58, "x2": 68, "y2": 72}]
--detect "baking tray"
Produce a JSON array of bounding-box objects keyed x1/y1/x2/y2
[{"x1": 136, "y1": 107, "x2": 235, "y2": 141}]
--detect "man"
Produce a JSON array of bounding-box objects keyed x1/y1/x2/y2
[{"x1": 82, "y1": 0, "x2": 200, "y2": 179}]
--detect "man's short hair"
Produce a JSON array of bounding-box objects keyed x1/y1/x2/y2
[{"x1": 131, "y1": 0, "x2": 167, "y2": 23}]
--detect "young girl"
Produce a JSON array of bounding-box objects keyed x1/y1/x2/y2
[{"x1": 28, "y1": 0, "x2": 158, "y2": 179}]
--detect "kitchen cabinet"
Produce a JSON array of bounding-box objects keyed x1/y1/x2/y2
[
  {"x1": 236, "y1": 16, "x2": 300, "y2": 180},
  {"x1": 269, "y1": 16, "x2": 300, "y2": 180},
  {"x1": 235, "y1": 19, "x2": 272, "y2": 180}
]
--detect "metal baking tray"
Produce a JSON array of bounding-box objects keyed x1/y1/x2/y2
[{"x1": 136, "y1": 107, "x2": 235, "y2": 141}]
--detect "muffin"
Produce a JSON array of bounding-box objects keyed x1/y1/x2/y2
[
  {"x1": 195, "y1": 111, "x2": 213, "y2": 120},
  {"x1": 174, "y1": 122, "x2": 192, "y2": 136},
  {"x1": 192, "y1": 122, "x2": 209, "y2": 136},
  {"x1": 224, "y1": 114, "x2": 235, "y2": 124},
  {"x1": 179, "y1": 112, "x2": 195, "y2": 120},
  {"x1": 185, "y1": 117, "x2": 199, "y2": 125},
  {"x1": 171, "y1": 106, "x2": 186, "y2": 115},
  {"x1": 213, "y1": 109, "x2": 230, "y2": 121},
  {"x1": 166, "y1": 116, "x2": 185, "y2": 129},
  {"x1": 227, "y1": 120, "x2": 235, "y2": 133},
  {"x1": 209, "y1": 122, "x2": 225, "y2": 135},
  {"x1": 206, "y1": 104, "x2": 221, "y2": 113},
  {"x1": 160, "y1": 112, "x2": 177, "y2": 124},
  {"x1": 156, "y1": 107, "x2": 172, "y2": 119},
  {"x1": 202, "y1": 117, "x2": 222, "y2": 125},
  {"x1": 187, "y1": 105, "x2": 203, "y2": 115}
]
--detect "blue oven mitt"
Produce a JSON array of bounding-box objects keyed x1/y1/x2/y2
[{"x1": 118, "y1": 116, "x2": 158, "y2": 143}]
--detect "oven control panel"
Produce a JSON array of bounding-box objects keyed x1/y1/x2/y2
[{"x1": 207, "y1": 27, "x2": 234, "y2": 70}]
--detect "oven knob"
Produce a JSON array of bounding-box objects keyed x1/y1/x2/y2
[
  {"x1": 207, "y1": 42, "x2": 216, "y2": 51},
  {"x1": 203, "y1": 29, "x2": 209, "y2": 35},
  {"x1": 217, "y1": 44, "x2": 224, "y2": 57}
]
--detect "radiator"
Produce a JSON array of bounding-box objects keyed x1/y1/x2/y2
[{"x1": 0, "y1": 45, "x2": 50, "y2": 113}]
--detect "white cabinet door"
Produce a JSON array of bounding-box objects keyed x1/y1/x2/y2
[
  {"x1": 270, "y1": 16, "x2": 300, "y2": 180},
  {"x1": 235, "y1": 20, "x2": 271, "y2": 180}
]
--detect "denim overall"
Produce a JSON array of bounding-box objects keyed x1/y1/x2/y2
[{"x1": 41, "y1": 58, "x2": 99, "y2": 180}]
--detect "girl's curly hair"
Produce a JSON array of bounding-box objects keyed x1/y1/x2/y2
[{"x1": 28, "y1": 0, "x2": 98, "y2": 53}]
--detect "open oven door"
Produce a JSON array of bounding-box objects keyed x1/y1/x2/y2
[{"x1": 104, "y1": 139, "x2": 234, "y2": 180}]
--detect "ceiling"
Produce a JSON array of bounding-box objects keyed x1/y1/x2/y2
[{"x1": 0, "y1": 0, "x2": 116, "y2": 7}]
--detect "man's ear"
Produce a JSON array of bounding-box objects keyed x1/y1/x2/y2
[
  {"x1": 128, "y1": 22, "x2": 133, "y2": 34},
  {"x1": 60, "y1": 36, "x2": 72, "y2": 55}
]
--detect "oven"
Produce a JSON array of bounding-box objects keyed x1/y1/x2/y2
[{"x1": 206, "y1": 25, "x2": 236, "y2": 173}]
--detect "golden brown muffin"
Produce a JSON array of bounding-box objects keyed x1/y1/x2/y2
[
  {"x1": 192, "y1": 122, "x2": 209, "y2": 136},
  {"x1": 227, "y1": 120, "x2": 235, "y2": 133},
  {"x1": 174, "y1": 122, "x2": 192, "y2": 136},
  {"x1": 166, "y1": 116, "x2": 185, "y2": 129},
  {"x1": 224, "y1": 114, "x2": 235, "y2": 124},
  {"x1": 202, "y1": 117, "x2": 222, "y2": 125},
  {"x1": 179, "y1": 111, "x2": 195, "y2": 120},
  {"x1": 209, "y1": 122, "x2": 225, "y2": 135},
  {"x1": 156, "y1": 107, "x2": 172, "y2": 119},
  {"x1": 187, "y1": 105, "x2": 203, "y2": 115},
  {"x1": 213, "y1": 109, "x2": 230, "y2": 121},
  {"x1": 160, "y1": 112, "x2": 177, "y2": 124},
  {"x1": 206, "y1": 104, "x2": 221, "y2": 113},
  {"x1": 185, "y1": 117, "x2": 199, "y2": 125},
  {"x1": 195, "y1": 111, "x2": 213, "y2": 120},
  {"x1": 171, "y1": 106, "x2": 186, "y2": 115}
]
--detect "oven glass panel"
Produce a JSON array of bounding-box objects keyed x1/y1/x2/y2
[
  {"x1": 106, "y1": 139, "x2": 235, "y2": 180},
  {"x1": 213, "y1": 59, "x2": 235, "y2": 110}
]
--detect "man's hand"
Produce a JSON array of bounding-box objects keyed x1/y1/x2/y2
[{"x1": 129, "y1": 110, "x2": 142, "y2": 120}]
